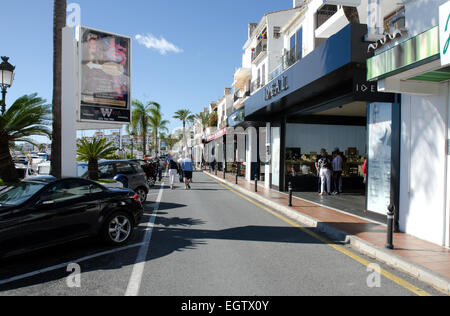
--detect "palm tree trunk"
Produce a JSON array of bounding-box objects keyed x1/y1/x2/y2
[
  {"x1": 142, "y1": 132, "x2": 147, "y2": 157},
  {"x1": 183, "y1": 121, "x2": 188, "y2": 156},
  {"x1": 155, "y1": 128, "x2": 159, "y2": 156},
  {"x1": 51, "y1": 0, "x2": 67, "y2": 179},
  {"x1": 88, "y1": 159, "x2": 99, "y2": 180},
  {"x1": 0, "y1": 136, "x2": 18, "y2": 182}
]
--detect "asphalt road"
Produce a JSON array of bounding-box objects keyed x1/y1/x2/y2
[{"x1": 0, "y1": 172, "x2": 445, "y2": 296}]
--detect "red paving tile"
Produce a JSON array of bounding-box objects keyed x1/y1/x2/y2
[{"x1": 208, "y1": 171, "x2": 450, "y2": 280}]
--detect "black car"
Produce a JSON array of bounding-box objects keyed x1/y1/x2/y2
[
  {"x1": 0, "y1": 178, "x2": 144, "y2": 259},
  {"x1": 79, "y1": 160, "x2": 150, "y2": 203}
]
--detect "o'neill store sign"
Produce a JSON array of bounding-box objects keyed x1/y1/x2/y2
[
  {"x1": 265, "y1": 76, "x2": 289, "y2": 101},
  {"x1": 440, "y1": 1, "x2": 450, "y2": 67}
]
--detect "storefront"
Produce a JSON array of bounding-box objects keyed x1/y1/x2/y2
[
  {"x1": 366, "y1": 0, "x2": 450, "y2": 246},
  {"x1": 244, "y1": 23, "x2": 397, "y2": 222}
]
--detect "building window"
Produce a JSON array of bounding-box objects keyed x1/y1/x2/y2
[{"x1": 384, "y1": 7, "x2": 405, "y2": 34}]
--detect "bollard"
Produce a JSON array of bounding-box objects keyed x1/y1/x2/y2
[
  {"x1": 288, "y1": 182, "x2": 293, "y2": 207},
  {"x1": 223, "y1": 164, "x2": 226, "y2": 179},
  {"x1": 236, "y1": 163, "x2": 240, "y2": 184},
  {"x1": 386, "y1": 204, "x2": 395, "y2": 249},
  {"x1": 254, "y1": 172, "x2": 258, "y2": 192}
]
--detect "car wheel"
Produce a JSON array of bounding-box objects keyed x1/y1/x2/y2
[
  {"x1": 102, "y1": 212, "x2": 134, "y2": 246},
  {"x1": 135, "y1": 187, "x2": 148, "y2": 203}
]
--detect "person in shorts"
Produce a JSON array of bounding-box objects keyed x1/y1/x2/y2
[
  {"x1": 180, "y1": 155, "x2": 194, "y2": 190},
  {"x1": 166, "y1": 155, "x2": 179, "y2": 190}
]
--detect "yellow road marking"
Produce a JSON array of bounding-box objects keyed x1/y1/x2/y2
[{"x1": 212, "y1": 178, "x2": 433, "y2": 297}]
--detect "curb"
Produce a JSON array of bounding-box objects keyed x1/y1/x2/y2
[{"x1": 204, "y1": 171, "x2": 450, "y2": 295}]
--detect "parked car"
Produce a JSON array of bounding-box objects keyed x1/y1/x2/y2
[
  {"x1": 130, "y1": 159, "x2": 158, "y2": 187},
  {"x1": 0, "y1": 177, "x2": 144, "y2": 259},
  {"x1": 79, "y1": 160, "x2": 150, "y2": 203}
]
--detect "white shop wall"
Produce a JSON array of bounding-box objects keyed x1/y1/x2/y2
[
  {"x1": 400, "y1": 83, "x2": 449, "y2": 246},
  {"x1": 286, "y1": 123, "x2": 367, "y2": 155}
]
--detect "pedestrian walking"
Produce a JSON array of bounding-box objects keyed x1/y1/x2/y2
[
  {"x1": 332, "y1": 148, "x2": 343, "y2": 195},
  {"x1": 167, "y1": 155, "x2": 179, "y2": 190},
  {"x1": 180, "y1": 155, "x2": 194, "y2": 190},
  {"x1": 316, "y1": 149, "x2": 331, "y2": 196}
]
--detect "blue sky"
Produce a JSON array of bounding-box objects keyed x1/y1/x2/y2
[{"x1": 3, "y1": 0, "x2": 292, "y2": 141}]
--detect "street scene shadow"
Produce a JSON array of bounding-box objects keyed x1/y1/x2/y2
[{"x1": 0, "y1": 216, "x2": 335, "y2": 292}]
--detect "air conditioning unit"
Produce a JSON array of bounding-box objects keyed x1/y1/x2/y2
[{"x1": 324, "y1": 0, "x2": 361, "y2": 6}]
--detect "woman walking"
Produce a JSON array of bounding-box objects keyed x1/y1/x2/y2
[{"x1": 167, "y1": 155, "x2": 179, "y2": 190}]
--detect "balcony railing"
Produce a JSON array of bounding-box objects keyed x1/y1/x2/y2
[
  {"x1": 282, "y1": 49, "x2": 299, "y2": 71},
  {"x1": 251, "y1": 39, "x2": 268, "y2": 62},
  {"x1": 250, "y1": 79, "x2": 263, "y2": 94},
  {"x1": 316, "y1": 5, "x2": 339, "y2": 29},
  {"x1": 269, "y1": 64, "x2": 283, "y2": 81},
  {"x1": 234, "y1": 88, "x2": 250, "y2": 102}
]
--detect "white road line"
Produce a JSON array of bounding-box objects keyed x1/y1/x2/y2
[
  {"x1": 0, "y1": 242, "x2": 146, "y2": 286},
  {"x1": 124, "y1": 181, "x2": 165, "y2": 296}
]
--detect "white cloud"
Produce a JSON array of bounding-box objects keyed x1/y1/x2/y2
[{"x1": 135, "y1": 34, "x2": 183, "y2": 55}]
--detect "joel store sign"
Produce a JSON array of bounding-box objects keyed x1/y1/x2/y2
[{"x1": 440, "y1": 1, "x2": 450, "y2": 67}]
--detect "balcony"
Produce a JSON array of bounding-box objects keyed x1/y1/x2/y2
[
  {"x1": 234, "y1": 88, "x2": 250, "y2": 102},
  {"x1": 282, "y1": 49, "x2": 299, "y2": 71},
  {"x1": 250, "y1": 79, "x2": 263, "y2": 94},
  {"x1": 251, "y1": 39, "x2": 267, "y2": 63},
  {"x1": 233, "y1": 88, "x2": 251, "y2": 110},
  {"x1": 315, "y1": 6, "x2": 348, "y2": 39}
]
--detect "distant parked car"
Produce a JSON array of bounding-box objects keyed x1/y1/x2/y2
[
  {"x1": 129, "y1": 159, "x2": 158, "y2": 187},
  {"x1": 0, "y1": 177, "x2": 144, "y2": 259},
  {"x1": 79, "y1": 160, "x2": 150, "y2": 203}
]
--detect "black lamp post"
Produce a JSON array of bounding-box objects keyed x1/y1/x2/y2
[{"x1": 0, "y1": 56, "x2": 15, "y2": 115}]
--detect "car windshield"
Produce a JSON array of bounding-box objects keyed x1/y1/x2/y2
[
  {"x1": 0, "y1": 182, "x2": 46, "y2": 206},
  {"x1": 77, "y1": 164, "x2": 88, "y2": 177}
]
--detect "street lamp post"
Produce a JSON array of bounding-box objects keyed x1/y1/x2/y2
[{"x1": 0, "y1": 56, "x2": 16, "y2": 115}]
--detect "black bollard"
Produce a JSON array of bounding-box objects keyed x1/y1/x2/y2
[
  {"x1": 288, "y1": 182, "x2": 293, "y2": 207},
  {"x1": 254, "y1": 172, "x2": 258, "y2": 192},
  {"x1": 236, "y1": 163, "x2": 240, "y2": 184},
  {"x1": 223, "y1": 164, "x2": 226, "y2": 179},
  {"x1": 386, "y1": 204, "x2": 395, "y2": 249}
]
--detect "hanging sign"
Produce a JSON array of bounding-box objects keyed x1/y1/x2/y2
[
  {"x1": 440, "y1": 1, "x2": 450, "y2": 67},
  {"x1": 79, "y1": 26, "x2": 131, "y2": 123}
]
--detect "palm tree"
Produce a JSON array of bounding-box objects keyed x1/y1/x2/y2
[
  {"x1": 173, "y1": 109, "x2": 195, "y2": 156},
  {"x1": 125, "y1": 124, "x2": 138, "y2": 158},
  {"x1": 148, "y1": 102, "x2": 169, "y2": 155},
  {"x1": 196, "y1": 112, "x2": 209, "y2": 135},
  {"x1": 0, "y1": 94, "x2": 52, "y2": 182},
  {"x1": 76, "y1": 138, "x2": 117, "y2": 180},
  {"x1": 161, "y1": 133, "x2": 179, "y2": 151},
  {"x1": 132, "y1": 99, "x2": 152, "y2": 157},
  {"x1": 51, "y1": 0, "x2": 67, "y2": 179}
]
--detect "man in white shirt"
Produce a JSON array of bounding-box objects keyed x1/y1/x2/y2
[{"x1": 332, "y1": 148, "x2": 343, "y2": 195}]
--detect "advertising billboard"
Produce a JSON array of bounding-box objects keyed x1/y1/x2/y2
[{"x1": 79, "y1": 26, "x2": 131, "y2": 123}]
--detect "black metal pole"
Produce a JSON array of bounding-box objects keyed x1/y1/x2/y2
[
  {"x1": 236, "y1": 162, "x2": 240, "y2": 184},
  {"x1": 288, "y1": 182, "x2": 293, "y2": 207},
  {"x1": 254, "y1": 171, "x2": 258, "y2": 192},
  {"x1": 386, "y1": 204, "x2": 395, "y2": 249},
  {"x1": 1, "y1": 87, "x2": 6, "y2": 115}
]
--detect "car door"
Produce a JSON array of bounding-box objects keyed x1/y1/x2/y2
[
  {"x1": 0, "y1": 182, "x2": 48, "y2": 256},
  {"x1": 27, "y1": 179, "x2": 103, "y2": 247}
]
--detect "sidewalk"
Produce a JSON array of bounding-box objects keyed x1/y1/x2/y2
[{"x1": 204, "y1": 170, "x2": 450, "y2": 294}]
